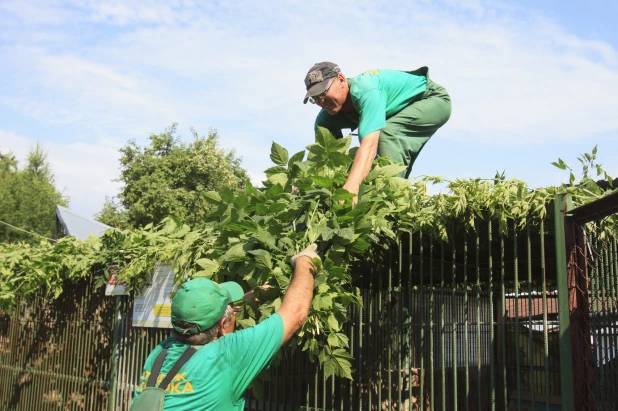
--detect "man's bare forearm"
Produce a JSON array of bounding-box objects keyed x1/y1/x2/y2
[
  {"x1": 277, "y1": 256, "x2": 315, "y2": 343},
  {"x1": 344, "y1": 130, "x2": 380, "y2": 193}
]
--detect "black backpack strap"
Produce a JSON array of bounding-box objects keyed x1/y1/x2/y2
[
  {"x1": 157, "y1": 346, "x2": 197, "y2": 391},
  {"x1": 146, "y1": 348, "x2": 169, "y2": 388}
]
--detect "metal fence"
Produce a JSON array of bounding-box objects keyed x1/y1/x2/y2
[
  {"x1": 247, "y1": 219, "x2": 563, "y2": 411},
  {"x1": 1, "y1": 195, "x2": 616, "y2": 410},
  {"x1": 0, "y1": 276, "x2": 114, "y2": 410},
  {"x1": 558, "y1": 192, "x2": 618, "y2": 411}
]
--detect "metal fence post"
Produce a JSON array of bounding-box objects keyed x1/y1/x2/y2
[
  {"x1": 565, "y1": 210, "x2": 596, "y2": 410},
  {"x1": 108, "y1": 296, "x2": 124, "y2": 411},
  {"x1": 554, "y1": 194, "x2": 575, "y2": 411}
]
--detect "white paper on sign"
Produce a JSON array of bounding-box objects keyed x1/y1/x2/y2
[{"x1": 132, "y1": 263, "x2": 176, "y2": 328}]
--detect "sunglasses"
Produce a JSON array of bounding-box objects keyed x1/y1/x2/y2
[{"x1": 309, "y1": 77, "x2": 336, "y2": 105}]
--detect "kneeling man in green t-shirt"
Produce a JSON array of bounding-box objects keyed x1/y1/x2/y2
[
  {"x1": 132, "y1": 244, "x2": 320, "y2": 410},
  {"x1": 304, "y1": 62, "x2": 452, "y2": 203}
]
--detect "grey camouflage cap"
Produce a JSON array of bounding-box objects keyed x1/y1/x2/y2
[{"x1": 303, "y1": 62, "x2": 341, "y2": 104}]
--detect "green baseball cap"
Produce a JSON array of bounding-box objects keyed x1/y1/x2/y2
[{"x1": 171, "y1": 278, "x2": 244, "y2": 336}]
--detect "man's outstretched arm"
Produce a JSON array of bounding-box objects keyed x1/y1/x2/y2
[
  {"x1": 342, "y1": 130, "x2": 380, "y2": 201},
  {"x1": 277, "y1": 244, "x2": 319, "y2": 344}
]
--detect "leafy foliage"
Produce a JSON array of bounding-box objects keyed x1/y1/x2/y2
[
  {"x1": 1, "y1": 131, "x2": 616, "y2": 379},
  {"x1": 0, "y1": 144, "x2": 68, "y2": 244},
  {"x1": 100, "y1": 124, "x2": 249, "y2": 229}
]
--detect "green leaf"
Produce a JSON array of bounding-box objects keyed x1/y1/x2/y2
[
  {"x1": 223, "y1": 243, "x2": 247, "y2": 262},
  {"x1": 233, "y1": 194, "x2": 249, "y2": 209},
  {"x1": 311, "y1": 176, "x2": 333, "y2": 189},
  {"x1": 327, "y1": 332, "x2": 349, "y2": 348},
  {"x1": 366, "y1": 164, "x2": 406, "y2": 180},
  {"x1": 195, "y1": 258, "x2": 220, "y2": 277},
  {"x1": 551, "y1": 158, "x2": 567, "y2": 170},
  {"x1": 270, "y1": 142, "x2": 289, "y2": 166},
  {"x1": 272, "y1": 267, "x2": 290, "y2": 288},
  {"x1": 203, "y1": 191, "x2": 222, "y2": 204},
  {"x1": 268, "y1": 173, "x2": 288, "y2": 187},
  {"x1": 315, "y1": 126, "x2": 330, "y2": 147},
  {"x1": 270, "y1": 141, "x2": 288, "y2": 166},
  {"x1": 220, "y1": 188, "x2": 234, "y2": 203},
  {"x1": 331, "y1": 136, "x2": 352, "y2": 152},
  {"x1": 321, "y1": 348, "x2": 353, "y2": 380},
  {"x1": 225, "y1": 220, "x2": 259, "y2": 233},
  {"x1": 248, "y1": 249, "x2": 273, "y2": 270},
  {"x1": 327, "y1": 314, "x2": 340, "y2": 332},
  {"x1": 264, "y1": 166, "x2": 288, "y2": 177},
  {"x1": 253, "y1": 228, "x2": 278, "y2": 250},
  {"x1": 335, "y1": 228, "x2": 354, "y2": 241},
  {"x1": 350, "y1": 237, "x2": 370, "y2": 254},
  {"x1": 288, "y1": 150, "x2": 305, "y2": 168},
  {"x1": 332, "y1": 188, "x2": 356, "y2": 201}
]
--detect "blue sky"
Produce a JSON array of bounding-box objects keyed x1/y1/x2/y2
[{"x1": 1, "y1": 0, "x2": 617, "y2": 218}]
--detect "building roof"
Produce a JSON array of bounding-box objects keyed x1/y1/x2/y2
[
  {"x1": 56, "y1": 205, "x2": 110, "y2": 240},
  {"x1": 505, "y1": 292, "x2": 559, "y2": 319}
]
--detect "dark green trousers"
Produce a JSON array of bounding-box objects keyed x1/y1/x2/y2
[{"x1": 378, "y1": 68, "x2": 451, "y2": 178}]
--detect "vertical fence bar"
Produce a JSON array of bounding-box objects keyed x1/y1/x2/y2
[
  {"x1": 553, "y1": 194, "x2": 575, "y2": 411},
  {"x1": 609, "y1": 237, "x2": 618, "y2": 408},
  {"x1": 596, "y1": 233, "x2": 605, "y2": 408},
  {"x1": 368, "y1": 277, "x2": 373, "y2": 408},
  {"x1": 488, "y1": 220, "x2": 495, "y2": 411},
  {"x1": 513, "y1": 221, "x2": 522, "y2": 409},
  {"x1": 376, "y1": 258, "x2": 380, "y2": 407},
  {"x1": 398, "y1": 236, "x2": 403, "y2": 409},
  {"x1": 527, "y1": 222, "x2": 536, "y2": 408},
  {"x1": 430, "y1": 235, "x2": 434, "y2": 411},
  {"x1": 107, "y1": 296, "x2": 123, "y2": 411},
  {"x1": 408, "y1": 231, "x2": 414, "y2": 411},
  {"x1": 322, "y1": 366, "x2": 326, "y2": 409},
  {"x1": 464, "y1": 232, "x2": 470, "y2": 411},
  {"x1": 358, "y1": 283, "x2": 363, "y2": 411},
  {"x1": 440, "y1": 243, "x2": 446, "y2": 411},
  {"x1": 604, "y1": 237, "x2": 615, "y2": 408},
  {"x1": 540, "y1": 220, "x2": 550, "y2": 411},
  {"x1": 418, "y1": 231, "x2": 425, "y2": 411},
  {"x1": 452, "y1": 240, "x2": 458, "y2": 411},
  {"x1": 388, "y1": 246, "x2": 393, "y2": 409},
  {"x1": 501, "y1": 234, "x2": 507, "y2": 409},
  {"x1": 353, "y1": 296, "x2": 358, "y2": 409},
  {"x1": 603, "y1": 236, "x2": 616, "y2": 408},
  {"x1": 476, "y1": 230, "x2": 481, "y2": 411}
]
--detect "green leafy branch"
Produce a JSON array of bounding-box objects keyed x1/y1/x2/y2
[{"x1": 1, "y1": 131, "x2": 616, "y2": 380}]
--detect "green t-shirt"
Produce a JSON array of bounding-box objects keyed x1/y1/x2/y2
[
  {"x1": 132, "y1": 313, "x2": 284, "y2": 410},
  {"x1": 315, "y1": 69, "x2": 427, "y2": 140}
]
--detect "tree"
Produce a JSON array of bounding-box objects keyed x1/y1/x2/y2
[
  {"x1": 94, "y1": 196, "x2": 130, "y2": 229},
  {"x1": 0, "y1": 143, "x2": 68, "y2": 244},
  {"x1": 102, "y1": 124, "x2": 248, "y2": 228}
]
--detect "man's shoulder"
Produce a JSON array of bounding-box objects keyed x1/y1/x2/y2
[
  {"x1": 221, "y1": 313, "x2": 282, "y2": 345},
  {"x1": 350, "y1": 71, "x2": 380, "y2": 92},
  {"x1": 235, "y1": 313, "x2": 283, "y2": 336}
]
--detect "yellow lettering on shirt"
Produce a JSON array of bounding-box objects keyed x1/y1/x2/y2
[
  {"x1": 157, "y1": 374, "x2": 167, "y2": 384},
  {"x1": 169, "y1": 381, "x2": 182, "y2": 394},
  {"x1": 173, "y1": 372, "x2": 187, "y2": 382},
  {"x1": 181, "y1": 381, "x2": 195, "y2": 393},
  {"x1": 142, "y1": 371, "x2": 151, "y2": 381},
  {"x1": 139, "y1": 381, "x2": 146, "y2": 391},
  {"x1": 364, "y1": 69, "x2": 381, "y2": 75}
]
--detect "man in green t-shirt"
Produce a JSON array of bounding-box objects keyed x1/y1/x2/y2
[
  {"x1": 303, "y1": 62, "x2": 451, "y2": 203},
  {"x1": 132, "y1": 244, "x2": 320, "y2": 410}
]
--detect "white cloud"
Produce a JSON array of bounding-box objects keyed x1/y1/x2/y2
[{"x1": 0, "y1": 0, "x2": 617, "y2": 216}]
